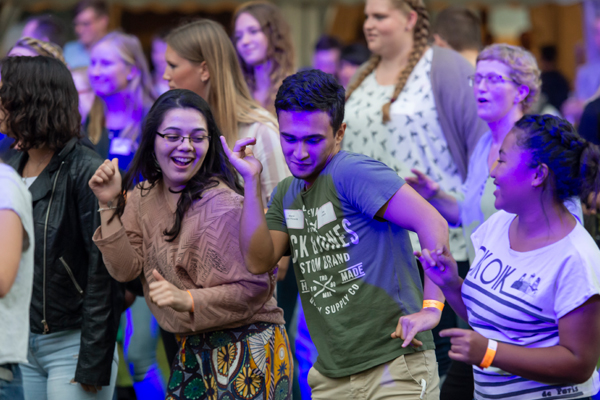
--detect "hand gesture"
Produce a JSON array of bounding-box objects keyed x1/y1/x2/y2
[
  {"x1": 88, "y1": 158, "x2": 121, "y2": 205},
  {"x1": 220, "y1": 136, "x2": 263, "y2": 181},
  {"x1": 405, "y1": 169, "x2": 440, "y2": 200},
  {"x1": 415, "y1": 246, "x2": 460, "y2": 290},
  {"x1": 392, "y1": 308, "x2": 442, "y2": 348},
  {"x1": 440, "y1": 328, "x2": 489, "y2": 366},
  {"x1": 148, "y1": 270, "x2": 193, "y2": 312}
]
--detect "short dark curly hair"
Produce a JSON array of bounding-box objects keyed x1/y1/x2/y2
[
  {"x1": 0, "y1": 56, "x2": 81, "y2": 152},
  {"x1": 275, "y1": 69, "x2": 345, "y2": 133}
]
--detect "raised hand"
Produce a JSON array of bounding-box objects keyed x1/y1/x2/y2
[
  {"x1": 148, "y1": 270, "x2": 193, "y2": 312},
  {"x1": 220, "y1": 136, "x2": 263, "y2": 181},
  {"x1": 391, "y1": 308, "x2": 442, "y2": 348},
  {"x1": 405, "y1": 169, "x2": 440, "y2": 200},
  {"x1": 88, "y1": 158, "x2": 122, "y2": 205},
  {"x1": 415, "y1": 246, "x2": 460, "y2": 290},
  {"x1": 440, "y1": 328, "x2": 489, "y2": 366}
]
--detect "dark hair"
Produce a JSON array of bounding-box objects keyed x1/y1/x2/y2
[
  {"x1": 513, "y1": 114, "x2": 600, "y2": 202},
  {"x1": 25, "y1": 14, "x2": 66, "y2": 47},
  {"x1": 74, "y1": 0, "x2": 108, "y2": 18},
  {"x1": 275, "y1": 69, "x2": 345, "y2": 133},
  {"x1": 340, "y1": 43, "x2": 371, "y2": 66},
  {"x1": 540, "y1": 45, "x2": 557, "y2": 63},
  {"x1": 315, "y1": 35, "x2": 343, "y2": 52},
  {"x1": 0, "y1": 56, "x2": 81, "y2": 152},
  {"x1": 115, "y1": 89, "x2": 243, "y2": 241},
  {"x1": 432, "y1": 6, "x2": 482, "y2": 52}
]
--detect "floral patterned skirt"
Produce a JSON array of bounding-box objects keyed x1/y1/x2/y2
[{"x1": 166, "y1": 323, "x2": 293, "y2": 400}]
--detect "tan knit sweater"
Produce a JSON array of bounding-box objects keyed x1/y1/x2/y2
[{"x1": 93, "y1": 182, "x2": 284, "y2": 335}]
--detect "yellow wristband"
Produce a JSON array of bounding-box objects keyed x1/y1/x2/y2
[
  {"x1": 187, "y1": 290, "x2": 195, "y2": 313},
  {"x1": 423, "y1": 300, "x2": 444, "y2": 311},
  {"x1": 479, "y1": 339, "x2": 498, "y2": 369}
]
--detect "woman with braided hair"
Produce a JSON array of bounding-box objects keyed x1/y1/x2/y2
[
  {"x1": 342, "y1": 0, "x2": 488, "y2": 382},
  {"x1": 418, "y1": 114, "x2": 600, "y2": 400}
]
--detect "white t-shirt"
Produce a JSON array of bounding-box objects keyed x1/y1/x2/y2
[
  {"x1": 343, "y1": 48, "x2": 467, "y2": 260},
  {"x1": 0, "y1": 164, "x2": 34, "y2": 365},
  {"x1": 463, "y1": 210, "x2": 600, "y2": 400}
]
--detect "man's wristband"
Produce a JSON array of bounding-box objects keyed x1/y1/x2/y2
[
  {"x1": 479, "y1": 339, "x2": 498, "y2": 369},
  {"x1": 423, "y1": 300, "x2": 444, "y2": 311}
]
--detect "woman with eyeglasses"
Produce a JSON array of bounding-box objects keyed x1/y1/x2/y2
[{"x1": 89, "y1": 89, "x2": 291, "y2": 400}]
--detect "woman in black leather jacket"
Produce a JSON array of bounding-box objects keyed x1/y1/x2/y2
[{"x1": 2, "y1": 56, "x2": 123, "y2": 399}]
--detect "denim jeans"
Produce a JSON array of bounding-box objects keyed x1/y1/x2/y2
[
  {"x1": 120, "y1": 299, "x2": 165, "y2": 399},
  {"x1": 21, "y1": 329, "x2": 117, "y2": 400},
  {"x1": 0, "y1": 363, "x2": 24, "y2": 400}
]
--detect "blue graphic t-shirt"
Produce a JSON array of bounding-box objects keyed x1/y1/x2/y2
[
  {"x1": 463, "y1": 210, "x2": 600, "y2": 400},
  {"x1": 266, "y1": 151, "x2": 434, "y2": 378}
]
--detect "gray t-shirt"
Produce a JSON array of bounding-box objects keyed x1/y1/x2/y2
[
  {"x1": 266, "y1": 151, "x2": 434, "y2": 378},
  {"x1": 0, "y1": 164, "x2": 34, "y2": 364}
]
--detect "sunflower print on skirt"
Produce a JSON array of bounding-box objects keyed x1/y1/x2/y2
[{"x1": 166, "y1": 323, "x2": 292, "y2": 400}]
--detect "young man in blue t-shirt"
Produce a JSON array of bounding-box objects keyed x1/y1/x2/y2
[{"x1": 222, "y1": 69, "x2": 449, "y2": 399}]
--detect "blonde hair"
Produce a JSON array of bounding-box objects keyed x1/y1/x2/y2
[
  {"x1": 10, "y1": 36, "x2": 66, "y2": 64},
  {"x1": 87, "y1": 31, "x2": 157, "y2": 144},
  {"x1": 345, "y1": 0, "x2": 430, "y2": 123},
  {"x1": 167, "y1": 19, "x2": 278, "y2": 147},
  {"x1": 233, "y1": 1, "x2": 296, "y2": 114},
  {"x1": 477, "y1": 44, "x2": 541, "y2": 112}
]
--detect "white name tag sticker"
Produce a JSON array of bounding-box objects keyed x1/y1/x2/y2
[
  {"x1": 284, "y1": 209, "x2": 304, "y2": 229},
  {"x1": 317, "y1": 202, "x2": 336, "y2": 229},
  {"x1": 110, "y1": 137, "x2": 133, "y2": 156}
]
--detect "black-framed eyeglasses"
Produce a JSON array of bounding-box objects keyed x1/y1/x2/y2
[
  {"x1": 156, "y1": 132, "x2": 211, "y2": 145},
  {"x1": 468, "y1": 73, "x2": 518, "y2": 87}
]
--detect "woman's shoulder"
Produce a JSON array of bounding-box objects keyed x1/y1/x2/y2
[{"x1": 194, "y1": 184, "x2": 243, "y2": 214}]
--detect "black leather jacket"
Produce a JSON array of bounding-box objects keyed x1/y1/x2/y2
[{"x1": 8, "y1": 139, "x2": 124, "y2": 386}]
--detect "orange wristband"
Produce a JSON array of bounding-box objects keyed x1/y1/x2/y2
[
  {"x1": 423, "y1": 300, "x2": 444, "y2": 311},
  {"x1": 187, "y1": 290, "x2": 195, "y2": 313},
  {"x1": 479, "y1": 339, "x2": 498, "y2": 369}
]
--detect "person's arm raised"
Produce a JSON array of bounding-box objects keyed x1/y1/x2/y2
[{"x1": 221, "y1": 136, "x2": 289, "y2": 274}]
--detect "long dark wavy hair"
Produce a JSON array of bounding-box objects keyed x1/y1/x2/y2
[
  {"x1": 115, "y1": 89, "x2": 243, "y2": 241},
  {"x1": 0, "y1": 56, "x2": 81, "y2": 152}
]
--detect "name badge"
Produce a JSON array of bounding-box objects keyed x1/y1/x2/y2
[
  {"x1": 317, "y1": 202, "x2": 336, "y2": 229},
  {"x1": 110, "y1": 137, "x2": 133, "y2": 156},
  {"x1": 284, "y1": 209, "x2": 304, "y2": 229}
]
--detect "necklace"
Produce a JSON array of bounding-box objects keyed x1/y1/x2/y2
[{"x1": 22, "y1": 150, "x2": 53, "y2": 183}]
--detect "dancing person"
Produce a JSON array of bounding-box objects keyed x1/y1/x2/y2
[
  {"x1": 342, "y1": 0, "x2": 487, "y2": 379},
  {"x1": 223, "y1": 69, "x2": 446, "y2": 399},
  {"x1": 418, "y1": 114, "x2": 600, "y2": 400},
  {"x1": 87, "y1": 31, "x2": 156, "y2": 170},
  {"x1": 232, "y1": 1, "x2": 295, "y2": 114},
  {"x1": 63, "y1": 0, "x2": 109, "y2": 68},
  {"x1": 0, "y1": 164, "x2": 34, "y2": 400},
  {"x1": 3, "y1": 56, "x2": 122, "y2": 400},
  {"x1": 164, "y1": 19, "x2": 289, "y2": 207},
  {"x1": 90, "y1": 89, "x2": 292, "y2": 400}
]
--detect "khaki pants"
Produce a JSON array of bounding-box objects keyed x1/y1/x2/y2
[{"x1": 308, "y1": 350, "x2": 440, "y2": 400}]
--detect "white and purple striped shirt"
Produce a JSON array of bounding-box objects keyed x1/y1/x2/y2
[{"x1": 463, "y1": 210, "x2": 600, "y2": 400}]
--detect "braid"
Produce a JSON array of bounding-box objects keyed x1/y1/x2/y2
[
  {"x1": 382, "y1": 0, "x2": 430, "y2": 123},
  {"x1": 345, "y1": 55, "x2": 380, "y2": 101}
]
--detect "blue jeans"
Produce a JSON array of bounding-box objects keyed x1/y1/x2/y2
[
  {"x1": 120, "y1": 299, "x2": 165, "y2": 399},
  {"x1": 0, "y1": 364, "x2": 24, "y2": 400},
  {"x1": 21, "y1": 330, "x2": 117, "y2": 400}
]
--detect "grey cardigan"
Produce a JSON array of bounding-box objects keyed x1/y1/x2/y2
[{"x1": 349, "y1": 46, "x2": 488, "y2": 182}]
